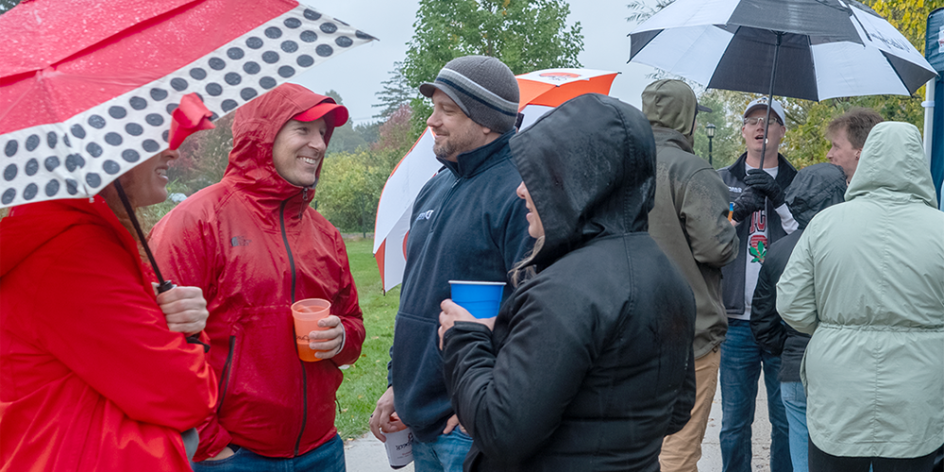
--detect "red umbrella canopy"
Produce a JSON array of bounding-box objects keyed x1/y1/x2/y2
[{"x1": 0, "y1": 0, "x2": 374, "y2": 207}]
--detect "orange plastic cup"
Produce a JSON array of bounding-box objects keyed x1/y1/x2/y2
[{"x1": 292, "y1": 298, "x2": 332, "y2": 362}]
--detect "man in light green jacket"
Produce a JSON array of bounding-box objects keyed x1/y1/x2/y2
[{"x1": 776, "y1": 122, "x2": 944, "y2": 472}]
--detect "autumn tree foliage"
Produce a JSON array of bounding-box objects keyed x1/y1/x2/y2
[
  {"x1": 374, "y1": 104, "x2": 414, "y2": 152},
  {"x1": 316, "y1": 105, "x2": 413, "y2": 233}
]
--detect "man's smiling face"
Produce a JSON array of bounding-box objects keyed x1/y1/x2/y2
[{"x1": 272, "y1": 118, "x2": 327, "y2": 187}]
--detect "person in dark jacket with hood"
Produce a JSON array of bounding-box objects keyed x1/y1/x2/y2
[
  {"x1": 642, "y1": 79, "x2": 739, "y2": 472},
  {"x1": 438, "y1": 94, "x2": 697, "y2": 472},
  {"x1": 750, "y1": 163, "x2": 847, "y2": 472}
]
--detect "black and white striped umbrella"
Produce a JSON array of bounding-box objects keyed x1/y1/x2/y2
[{"x1": 629, "y1": 0, "x2": 936, "y2": 102}]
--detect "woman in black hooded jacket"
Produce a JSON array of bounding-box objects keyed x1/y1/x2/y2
[{"x1": 437, "y1": 94, "x2": 697, "y2": 472}]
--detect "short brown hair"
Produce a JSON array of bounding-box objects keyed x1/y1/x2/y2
[{"x1": 827, "y1": 108, "x2": 883, "y2": 150}]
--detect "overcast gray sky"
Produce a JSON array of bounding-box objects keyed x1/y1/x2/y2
[{"x1": 292, "y1": 0, "x2": 658, "y2": 125}]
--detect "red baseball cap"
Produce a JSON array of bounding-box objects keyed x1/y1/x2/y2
[{"x1": 293, "y1": 100, "x2": 349, "y2": 129}]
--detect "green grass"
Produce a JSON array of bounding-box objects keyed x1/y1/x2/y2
[{"x1": 335, "y1": 237, "x2": 400, "y2": 440}]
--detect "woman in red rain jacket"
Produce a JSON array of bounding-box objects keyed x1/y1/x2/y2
[{"x1": 0, "y1": 149, "x2": 218, "y2": 471}]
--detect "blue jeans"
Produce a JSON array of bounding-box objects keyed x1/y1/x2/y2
[
  {"x1": 720, "y1": 319, "x2": 791, "y2": 472},
  {"x1": 191, "y1": 435, "x2": 345, "y2": 472},
  {"x1": 781, "y1": 381, "x2": 809, "y2": 472},
  {"x1": 412, "y1": 428, "x2": 473, "y2": 472}
]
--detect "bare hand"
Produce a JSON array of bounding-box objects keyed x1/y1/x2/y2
[
  {"x1": 156, "y1": 285, "x2": 209, "y2": 335},
  {"x1": 204, "y1": 446, "x2": 234, "y2": 461},
  {"x1": 309, "y1": 315, "x2": 345, "y2": 360},
  {"x1": 438, "y1": 299, "x2": 495, "y2": 350},
  {"x1": 369, "y1": 387, "x2": 406, "y2": 442},
  {"x1": 442, "y1": 414, "x2": 467, "y2": 435}
]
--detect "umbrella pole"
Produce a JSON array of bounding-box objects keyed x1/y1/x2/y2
[
  {"x1": 758, "y1": 32, "x2": 783, "y2": 170},
  {"x1": 112, "y1": 179, "x2": 176, "y2": 294}
]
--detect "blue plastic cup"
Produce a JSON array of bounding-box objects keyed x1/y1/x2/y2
[{"x1": 449, "y1": 281, "x2": 506, "y2": 319}]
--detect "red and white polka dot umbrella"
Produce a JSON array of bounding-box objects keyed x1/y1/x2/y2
[{"x1": 0, "y1": 0, "x2": 375, "y2": 208}]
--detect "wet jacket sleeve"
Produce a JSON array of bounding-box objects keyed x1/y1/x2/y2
[
  {"x1": 149, "y1": 207, "x2": 232, "y2": 460},
  {"x1": 681, "y1": 168, "x2": 739, "y2": 268},
  {"x1": 328, "y1": 230, "x2": 365, "y2": 366},
  {"x1": 667, "y1": 345, "x2": 696, "y2": 434},
  {"x1": 39, "y1": 225, "x2": 217, "y2": 432},
  {"x1": 441, "y1": 293, "x2": 595, "y2": 463},
  {"x1": 776, "y1": 231, "x2": 818, "y2": 335},
  {"x1": 751, "y1": 262, "x2": 787, "y2": 355}
]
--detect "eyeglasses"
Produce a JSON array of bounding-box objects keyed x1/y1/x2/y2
[{"x1": 743, "y1": 116, "x2": 782, "y2": 126}]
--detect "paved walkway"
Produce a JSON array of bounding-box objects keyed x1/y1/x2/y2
[{"x1": 344, "y1": 372, "x2": 777, "y2": 471}]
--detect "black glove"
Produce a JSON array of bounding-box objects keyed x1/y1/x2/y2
[
  {"x1": 744, "y1": 169, "x2": 785, "y2": 207},
  {"x1": 731, "y1": 187, "x2": 766, "y2": 222}
]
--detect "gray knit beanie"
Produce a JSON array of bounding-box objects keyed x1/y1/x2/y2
[{"x1": 419, "y1": 55, "x2": 520, "y2": 133}]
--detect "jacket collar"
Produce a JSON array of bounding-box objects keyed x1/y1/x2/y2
[{"x1": 438, "y1": 130, "x2": 515, "y2": 178}]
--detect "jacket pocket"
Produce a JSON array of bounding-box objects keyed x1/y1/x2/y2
[{"x1": 218, "y1": 306, "x2": 302, "y2": 431}]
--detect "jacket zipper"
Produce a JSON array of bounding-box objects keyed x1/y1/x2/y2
[
  {"x1": 280, "y1": 198, "x2": 307, "y2": 457},
  {"x1": 216, "y1": 336, "x2": 236, "y2": 415}
]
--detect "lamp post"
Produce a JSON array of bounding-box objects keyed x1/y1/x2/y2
[{"x1": 706, "y1": 123, "x2": 716, "y2": 166}]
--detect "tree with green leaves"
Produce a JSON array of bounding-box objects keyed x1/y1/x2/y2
[
  {"x1": 373, "y1": 62, "x2": 417, "y2": 120},
  {"x1": 400, "y1": 0, "x2": 585, "y2": 138},
  {"x1": 315, "y1": 147, "x2": 403, "y2": 233}
]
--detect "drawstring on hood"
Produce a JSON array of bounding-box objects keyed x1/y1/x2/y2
[{"x1": 509, "y1": 94, "x2": 657, "y2": 270}]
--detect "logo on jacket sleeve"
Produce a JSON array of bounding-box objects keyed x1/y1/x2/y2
[
  {"x1": 231, "y1": 236, "x2": 252, "y2": 247},
  {"x1": 415, "y1": 210, "x2": 434, "y2": 222}
]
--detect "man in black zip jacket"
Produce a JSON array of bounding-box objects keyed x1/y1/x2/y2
[
  {"x1": 717, "y1": 97, "x2": 798, "y2": 472},
  {"x1": 369, "y1": 55, "x2": 533, "y2": 472}
]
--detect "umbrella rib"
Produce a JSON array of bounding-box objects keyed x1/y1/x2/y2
[{"x1": 881, "y1": 51, "x2": 912, "y2": 97}]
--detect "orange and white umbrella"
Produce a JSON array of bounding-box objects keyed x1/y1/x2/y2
[{"x1": 373, "y1": 68, "x2": 618, "y2": 292}]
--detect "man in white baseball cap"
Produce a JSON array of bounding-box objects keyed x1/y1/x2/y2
[{"x1": 716, "y1": 96, "x2": 798, "y2": 472}]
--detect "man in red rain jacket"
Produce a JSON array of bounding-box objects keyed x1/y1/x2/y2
[{"x1": 150, "y1": 83, "x2": 365, "y2": 471}]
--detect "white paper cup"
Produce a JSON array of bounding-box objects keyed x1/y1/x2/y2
[{"x1": 384, "y1": 427, "x2": 414, "y2": 469}]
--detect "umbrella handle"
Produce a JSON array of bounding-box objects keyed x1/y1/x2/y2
[
  {"x1": 156, "y1": 280, "x2": 177, "y2": 294},
  {"x1": 112, "y1": 179, "x2": 174, "y2": 291}
]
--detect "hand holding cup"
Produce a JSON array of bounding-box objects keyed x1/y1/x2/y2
[
  {"x1": 308, "y1": 315, "x2": 345, "y2": 360},
  {"x1": 438, "y1": 299, "x2": 495, "y2": 350},
  {"x1": 292, "y1": 298, "x2": 343, "y2": 362}
]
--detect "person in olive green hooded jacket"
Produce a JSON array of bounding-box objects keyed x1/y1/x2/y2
[
  {"x1": 777, "y1": 122, "x2": 944, "y2": 472},
  {"x1": 642, "y1": 79, "x2": 740, "y2": 472}
]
